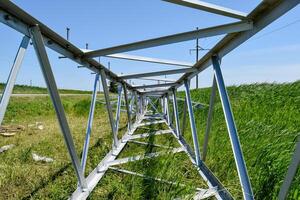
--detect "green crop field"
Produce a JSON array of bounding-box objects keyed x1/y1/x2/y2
[{"x1": 0, "y1": 81, "x2": 299, "y2": 199}]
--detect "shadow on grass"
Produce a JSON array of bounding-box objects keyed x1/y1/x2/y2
[{"x1": 21, "y1": 138, "x2": 104, "y2": 200}]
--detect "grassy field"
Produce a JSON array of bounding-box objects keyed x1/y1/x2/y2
[
  {"x1": 0, "y1": 83, "x2": 92, "y2": 94},
  {"x1": 0, "y1": 82, "x2": 299, "y2": 199}
]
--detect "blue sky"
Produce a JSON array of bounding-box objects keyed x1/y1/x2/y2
[{"x1": 0, "y1": 0, "x2": 300, "y2": 91}]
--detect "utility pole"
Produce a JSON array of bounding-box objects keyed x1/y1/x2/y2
[
  {"x1": 190, "y1": 27, "x2": 210, "y2": 89},
  {"x1": 196, "y1": 27, "x2": 199, "y2": 89}
]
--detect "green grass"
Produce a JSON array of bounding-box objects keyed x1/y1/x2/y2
[
  {"x1": 177, "y1": 81, "x2": 300, "y2": 199},
  {"x1": 0, "y1": 81, "x2": 299, "y2": 199},
  {"x1": 0, "y1": 83, "x2": 92, "y2": 94}
]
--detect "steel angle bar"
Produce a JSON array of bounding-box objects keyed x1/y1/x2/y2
[
  {"x1": 133, "y1": 82, "x2": 176, "y2": 89},
  {"x1": 0, "y1": 35, "x2": 29, "y2": 125},
  {"x1": 166, "y1": 94, "x2": 171, "y2": 125},
  {"x1": 141, "y1": 90, "x2": 169, "y2": 96},
  {"x1": 122, "y1": 84, "x2": 131, "y2": 131},
  {"x1": 181, "y1": 95, "x2": 188, "y2": 136},
  {"x1": 81, "y1": 74, "x2": 99, "y2": 173},
  {"x1": 70, "y1": 114, "x2": 145, "y2": 200},
  {"x1": 125, "y1": 129, "x2": 172, "y2": 140},
  {"x1": 172, "y1": 89, "x2": 181, "y2": 137},
  {"x1": 128, "y1": 140, "x2": 170, "y2": 149},
  {"x1": 30, "y1": 25, "x2": 87, "y2": 189},
  {"x1": 115, "y1": 84, "x2": 123, "y2": 135},
  {"x1": 148, "y1": 98, "x2": 164, "y2": 118},
  {"x1": 202, "y1": 76, "x2": 217, "y2": 161},
  {"x1": 163, "y1": 119, "x2": 233, "y2": 199},
  {"x1": 163, "y1": 0, "x2": 247, "y2": 20},
  {"x1": 109, "y1": 166, "x2": 215, "y2": 198},
  {"x1": 163, "y1": 95, "x2": 167, "y2": 116},
  {"x1": 121, "y1": 68, "x2": 196, "y2": 80},
  {"x1": 279, "y1": 140, "x2": 300, "y2": 199},
  {"x1": 84, "y1": 21, "x2": 252, "y2": 57},
  {"x1": 184, "y1": 80, "x2": 201, "y2": 166},
  {"x1": 103, "y1": 53, "x2": 193, "y2": 67},
  {"x1": 134, "y1": 92, "x2": 139, "y2": 121},
  {"x1": 212, "y1": 56, "x2": 253, "y2": 200},
  {"x1": 100, "y1": 69, "x2": 118, "y2": 148},
  {"x1": 132, "y1": 77, "x2": 176, "y2": 83},
  {"x1": 106, "y1": 147, "x2": 184, "y2": 166}
]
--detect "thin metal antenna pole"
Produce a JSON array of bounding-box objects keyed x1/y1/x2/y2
[
  {"x1": 202, "y1": 76, "x2": 217, "y2": 161},
  {"x1": 212, "y1": 55, "x2": 253, "y2": 200},
  {"x1": 30, "y1": 25, "x2": 87, "y2": 189},
  {"x1": 81, "y1": 74, "x2": 99, "y2": 172},
  {"x1": 100, "y1": 69, "x2": 118, "y2": 148},
  {"x1": 184, "y1": 80, "x2": 201, "y2": 165},
  {"x1": 0, "y1": 36, "x2": 30, "y2": 125}
]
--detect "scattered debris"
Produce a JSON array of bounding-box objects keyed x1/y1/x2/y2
[
  {"x1": 0, "y1": 125, "x2": 25, "y2": 137},
  {"x1": 28, "y1": 122, "x2": 44, "y2": 130},
  {"x1": 32, "y1": 153, "x2": 54, "y2": 163},
  {"x1": 36, "y1": 122, "x2": 44, "y2": 130},
  {"x1": 0, "y1": 144, "x2": 15, "y2": 153}
]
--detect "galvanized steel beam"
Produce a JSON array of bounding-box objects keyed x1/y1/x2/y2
[
  {"x1": 104, "y1": 53, "x2": 193, "y2": 67},
  {"x1": 84, "y1": 21, "x2": 253, "y2": 57},
  {"x1": 81, "y1": 74, "x2": 99, "y2": 173},
  {"x1": 121, "y1": 67, "x2": 196, "y2": 79},
  {"x1": 100, "y1": 69, "x2": 119, "y2": 148},
  {"x1": 202, "y1": 76, "x2": 216, "y2": 161},
  {"x1": 212, "y1": 56, "x2": 253, "y2": 200},
  {"x1": 184, "y1": 80, "x2": 201, "y2": 166},
  {"x1": 0, "y1": 36, "x2": 29, "y2": 125},
  {"x1": 133, "y1": 82, "x2": 176, "y2": 89},
  {"x1": 30, "y1": 25, "x2": 87, "y2": 189},
  {"x1": 163, "y1": 0, "x2": 247, "y2": 20},
  {"x1": 279, "y1": 140, "x2": 300, "y2": 199}
]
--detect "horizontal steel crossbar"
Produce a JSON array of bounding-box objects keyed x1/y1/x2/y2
[
  {"x1": 84, "y1": 21, "x2": 253, "y2": 57},
  {"x1": 163, "y1": 0, "x2": 247, "y2": 20}
]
